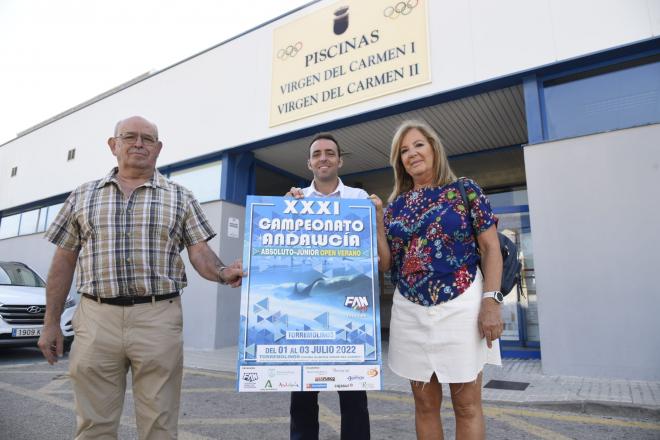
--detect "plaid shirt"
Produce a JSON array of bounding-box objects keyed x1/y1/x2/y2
[{"x1": 45, "y1": 168, "x2": 216, "y2": 298}]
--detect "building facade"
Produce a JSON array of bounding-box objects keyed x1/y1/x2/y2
[{"x1": 1, "y1": 0, "x2": 659, "y2": 380}]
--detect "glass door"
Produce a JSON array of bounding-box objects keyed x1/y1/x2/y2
[{"x1": 489, "y1": 190, "x2": 540, "y2": 358}]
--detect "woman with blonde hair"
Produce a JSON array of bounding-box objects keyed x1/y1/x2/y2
[{"x1": 370, "y1": 120, "x2": 503, "y2": 439}]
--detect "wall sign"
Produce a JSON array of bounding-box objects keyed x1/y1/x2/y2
[{"x1": 270, "y1": 0, "x2": 430, "y2": 126}]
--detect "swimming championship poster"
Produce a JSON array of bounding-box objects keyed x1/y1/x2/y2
[{"x1": 237, "y1": 196, "x2": 382, "y2": 392}]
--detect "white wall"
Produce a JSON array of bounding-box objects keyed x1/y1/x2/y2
[
  {"x1": 524, "y1": 124, "x2": 660, "y2": 380},
  {"x1": 1, "y1": 0, "x2": 657, "y2": 211},
  {"x1": 179, "y1": 200, "x2": 245, "y2": 349},
  {"x1": 179, "y1": 201, "x2": 222, "y2": 349}
]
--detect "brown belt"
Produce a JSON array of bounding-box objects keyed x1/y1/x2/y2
[{"x1": 82, "y1": 291, "x2": 180, "y2": 306}]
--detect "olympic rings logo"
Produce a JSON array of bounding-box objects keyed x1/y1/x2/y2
[
  {"x1": 384, "y1": 0, "x2": 419, "y2": 19},
  {"x1": 277, "y1": 41, "x2": 303, "y2": 60}
]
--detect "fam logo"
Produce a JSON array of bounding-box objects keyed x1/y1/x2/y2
[
  {"x1": 344, "y1": 296, "x2": 369, "y2": 312},
  {"x1": 333, "y1": 6, "x2": 349, "y2": 35},
  {"x1": 265, "y1": 380, "x2": 273, "y2": 389},
  {"x1": 367, "y1": 368, "x2": 379, "y2": 377},
  {"x1": 242, "y1": 372, "x2": 259, "y2": 383}
]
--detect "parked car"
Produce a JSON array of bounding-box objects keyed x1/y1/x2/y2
[{"x1": 0, "y1": 261, "x2": 76, "y2": 351}]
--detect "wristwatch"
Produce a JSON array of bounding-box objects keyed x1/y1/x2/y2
[{"x1": 482, "y1": 290, "x2": 504, "y2": 304}]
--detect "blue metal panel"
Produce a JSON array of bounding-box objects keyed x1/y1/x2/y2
[
  {"x1": 517, "y1": 302, "x2": 528, "y2": 346},
  {"x1": 220, "y1": 151, "x2": 255, "y2": 206},
  {"x1": 493, "y1": 205, "x2": 530, "y2": 214},
  {"x1": 523, "y1": 75, "x2": 545, "y2": 143},
  {"x1": 500, "y1": 348, "x2": 541, "y2": 360},
  {"x1": 540, "y1": 45, "x2": 660, "y2": 83},
  {"x1": 542, "y1": 59, "x2": 660, "y2": 140}
]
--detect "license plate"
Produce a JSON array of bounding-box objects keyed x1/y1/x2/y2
[{"x1": 12, "y1": 328, "x2": 42, "y2": 337}]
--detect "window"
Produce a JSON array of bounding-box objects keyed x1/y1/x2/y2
[
  {"x1": 0, "y1": 262, "x2": 46, "y2": 287},
  {"x1": 36, "y1": 207, "x2": 49, "y2": 232},
  {"x1": 169, "y1": 161, "x2": 222, "y2": 203},
  {"x1": 67, "y1": 149, "x2": 76, "y2": 161},
  {"x1": 45, "y1": 203, "x2": 64, "y2": 229},
  {"x1": 543, "y1": 58, "x2": 660, "y2": 140},
  {"x1": 0, "y1": 214, "x2": 20, "y2": 239},
  {"x1": 18, "y1": 209, "x2": 39, "y2": 235},
  {"x1": 0, "y1": 202, "x2": 66, "y2": 240},
  {"x1": 10, "y1": 167, "x2": 17, "y2": 177}
]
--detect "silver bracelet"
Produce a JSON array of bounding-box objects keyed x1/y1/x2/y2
[{"x1": 217, "y1": 266, "x2": 229, "y2": 285}]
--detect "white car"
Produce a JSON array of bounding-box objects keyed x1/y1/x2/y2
[{"x1": 0, "y1": 261, "x2": 76, "y2": 351}]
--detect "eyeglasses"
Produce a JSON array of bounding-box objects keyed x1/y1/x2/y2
[{"x1": 115, "y1": 132, "x2": 158, "y2": 146}]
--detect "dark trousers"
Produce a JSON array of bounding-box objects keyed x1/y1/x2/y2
[{"x1": 290, "y1": 390, "x2": 370, "y2": 440}]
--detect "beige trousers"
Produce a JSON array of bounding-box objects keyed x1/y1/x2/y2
[{"x1": 69, "y1": 296, "x2": 184, "y2": 440}]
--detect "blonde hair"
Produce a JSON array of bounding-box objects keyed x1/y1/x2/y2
[{"x1": 388, "y1": 120, "x2": 456, "y2": 202}]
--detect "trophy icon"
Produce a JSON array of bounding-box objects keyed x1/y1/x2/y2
[{"x1": 333, "y1": 6, "x2": 349, "y2": 35}]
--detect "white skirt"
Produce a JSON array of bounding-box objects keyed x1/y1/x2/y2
[{"x1": 388, "y1": 270, "x2": 501, "y2": 383}]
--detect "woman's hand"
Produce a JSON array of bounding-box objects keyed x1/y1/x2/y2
[
  {"x1": 369, "y1": 194, "x2": 392, "y2": 272},
  {"x1": 476, "y1": 225, "x2": 504, "y2": 348},
  {"x1": 478, "y1": 299, "x2": 503, "y2": 348},
  {"x1": 368, "y1": 193, "x2": 384, "y2": 216}
]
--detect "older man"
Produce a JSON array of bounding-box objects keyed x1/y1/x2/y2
[{"x1": 38, "y1": 116, "x2": 243, "y2": 440}]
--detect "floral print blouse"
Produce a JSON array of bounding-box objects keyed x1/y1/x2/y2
[{"x1": 384, "y1": 178, "x2": 497, "y2": 306}]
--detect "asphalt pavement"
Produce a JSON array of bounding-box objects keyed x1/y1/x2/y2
[{"x1": 0, "y1": 346, "x2": 659, "y2": 439}]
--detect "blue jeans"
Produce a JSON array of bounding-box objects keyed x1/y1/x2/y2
[{"x1": 290, "y1": 390, "x2": 370, "y2": 440}]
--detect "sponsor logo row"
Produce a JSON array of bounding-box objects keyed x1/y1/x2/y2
[{"x1": 239, "y1": 365, "x2": 381, "y2": 392}]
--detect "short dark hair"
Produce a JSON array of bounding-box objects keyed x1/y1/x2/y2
[{"x1": 309, "y1": 132, "x2": 341, "y2": 158}]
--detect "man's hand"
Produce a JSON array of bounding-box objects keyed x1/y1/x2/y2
[
  {"x1": 188, "y1": 241, "x2": 246, "y2": 287},
  {"x1": 38, "y1": 324, "x2": 64, "y2": 365},
  {"x1": 285, "y1": 187, "x2": 304, "y2": 199},
  {"x1": 220, "y1": 259, "x2": 245, "y2": 288},
  {"x1": 38, "y1": 246, "x2": 78, "y2": 365}
]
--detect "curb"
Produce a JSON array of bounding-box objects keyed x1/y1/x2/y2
[{"x1": 480, "y1": 399, "x2": 660, "y2": 419}]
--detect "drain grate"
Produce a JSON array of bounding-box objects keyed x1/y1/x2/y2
[{"x1": 483, "y1": 380, "x2": 529, "y2": 391}]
